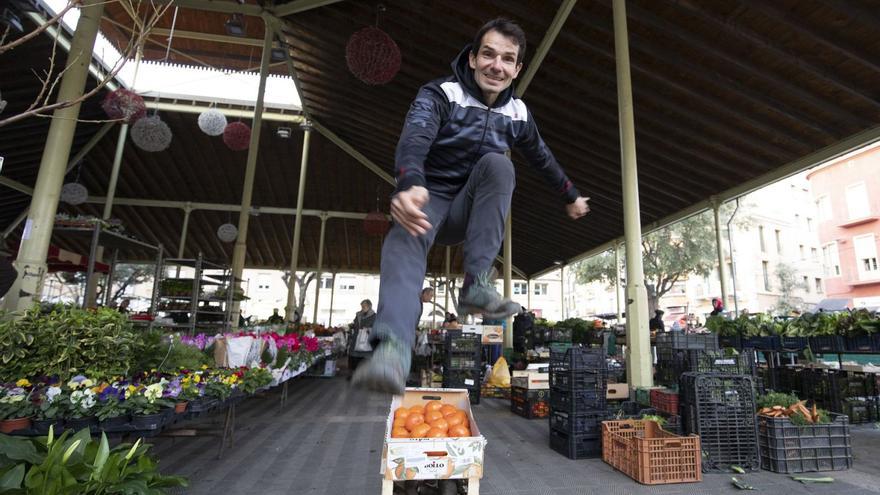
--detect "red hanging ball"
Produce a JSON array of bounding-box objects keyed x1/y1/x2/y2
[
  {"x1": 363, "y1": 210, "x2": 390, "y2": 236},
  {"x1": 345, "y1": 26, "x2": 401, "y2": 85},
  {"x1": 101, "y1": 88, "x2": 146, "y2": 123},
  {"x1": 223, "y1": 121, "x2": 251, "y2": 151}
]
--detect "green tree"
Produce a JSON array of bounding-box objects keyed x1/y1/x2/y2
[
  {"x1": 107, "y1": 264, "x2": 154, "y2": 307},
  {"x1": 772, "y1": 262, "x2": 804, "y2": 315},
  {"x1": 573, "y1": 207, "x2": 745, "y2": 313},
  {"x1": 281, "y1": 271, "x2": 316, "y2": 322}
]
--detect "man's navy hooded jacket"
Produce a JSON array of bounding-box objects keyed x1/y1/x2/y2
[{"x1": 394, "y1": 44, "x2": 580, "y2": 204}]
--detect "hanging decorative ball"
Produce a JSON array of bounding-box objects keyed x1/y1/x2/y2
[
  {"x1": 60, "y1": 182, "x2": 89, "y2": 206},
  {"x1": 130, "y1": 115, "x2": 172, "y2": 152},
  {"x1": 363, "y1": 210, "x2": 390, "y2": 236},
  {"x1": 223, "y1": 121, "x2": 251, "y2": 151},
  {"x1": 217, "y1": 223, "x2": 238, "y2": 243},
  {"x1": 101, "y1": 88, "x2": 146, "y2": 123},
  {"x1": 345, "y1": 26, "x2": 401, "y2": 85},
  {"x1": 198, "y1": 108, "x2": 227, "y2": 136}
]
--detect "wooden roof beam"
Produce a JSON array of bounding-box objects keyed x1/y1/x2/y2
[
  {"x1": 273, "y1": 0, "x2": 344, "y2": 18},
  {"x1": 515, "y1": 0, "x2": 577, "y2": 96}
]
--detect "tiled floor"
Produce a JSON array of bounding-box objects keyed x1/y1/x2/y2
[{"x1": 151, "y1": 374, "x2": 880, "y2": 495}]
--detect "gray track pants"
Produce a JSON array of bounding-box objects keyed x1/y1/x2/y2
[{"x1": 373, "y1": 152, "x2": 516, "y2": 348}]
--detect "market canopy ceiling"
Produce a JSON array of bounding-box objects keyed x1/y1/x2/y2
[{"x1": 2, "y1": 0, "x2": 879, "y2": 278}]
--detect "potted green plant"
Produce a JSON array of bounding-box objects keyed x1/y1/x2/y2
[
  {"x1": 125, "y1": 383, "x2": 173, "y2": 431},
  {"x1": 65, "y1": 380, "x2": 98, "y2": 433},
  {"x1": 238, "y1": 366, "x2": 273, "y2": 395},
  {"x1": 94, "y1": 384, "x2": 129, "y2": 431},
  {"x1": 32, "y1": 385, "x2": 69, "y2": 435},
  {"x1": 0, "y1": 387, "x2": 35, "y2": 433}
]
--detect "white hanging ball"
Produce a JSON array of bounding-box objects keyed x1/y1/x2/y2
[
  {"x1": 198, "y1": 109, "x2": 227, "y2": 136},
  {"x1": 130, "y1": 115, "x2": 172, "y2": 152},
  {"x1": 60, "y1": 183, "x2": 88, "y2": 205},
  {"x1": 217, "y1": 223, "x2": 238, "y2": 243}
]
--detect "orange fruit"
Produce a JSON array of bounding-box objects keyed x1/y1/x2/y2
[
  {"x1": 391, "y1": 427, "x2": 410, "y2": 438},
  {"x1": 426, "y1": 427, "x2": 446, "y2": 438},
  {"x1": 425, "y1": 401, "x2": 443, "y2": 413},
  {"x1": 392, "y1": 419, "x2": 407, "y2": 430},
  {"x1": 451, "y1": 411, "x2": 468, "y2": 427},
  {"x1": 429, "y1": 418, "x2": 449, "y2": 432},
  {"x1": 410, "y1": 423, "x2": 431, "y2": 438},
  {"x1": 409, "y1": 405, "x2": 425, "y2": 416},
  {"x1": 425, "y1": 410, "x2": 444, "y2": 424},
  {"x1": 445, "y1": 413, "x2": 464, "y2": 428},
  {"x1": 394, "y1": 407, "x2": 410, "y2": 420},
  {"x1": 404, "y1": 413, "x2": 425, "y2": 431},
  {"x1": 440, "y1": 404, "x2": 457, "y2": 417},
  {"x1": 448, "y1": 425, "x2": 470, "y2": 437}
]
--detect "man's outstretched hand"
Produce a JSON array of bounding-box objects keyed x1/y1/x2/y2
[
  {"x1": 391, "y1": 186, "x2": 432, "y2": 236},
  {"x1": 566, "y1": 196, "x2": 590, "y2": 220}
]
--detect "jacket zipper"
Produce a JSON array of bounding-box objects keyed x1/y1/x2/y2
[{"x1": 474, "y1": 106, "x2": 491, "y2": 160}]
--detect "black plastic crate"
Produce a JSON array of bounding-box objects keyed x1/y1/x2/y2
[
  {"x1": 549, "y1": 428, "x2": 602, "y2": 459},
  {"x1": 842, "y1": 398, "x2": 878, "y2": 424},
  {"x1": 548, "y1": 327, "x2": 572, "y2": 342},
  {"x1": 549, "y1": 409, "x2": 608, "y2": 435},
  {"x1": 447, "y1": 356, "x2": 479, "y2": 370},
  {"x1": 809, "y1": 336, "x2": 844, "y2": 353},
  {"x1": 549, "y1": 388, "x2": 606, "y2": 412},
  {"x1": 656, "y1": 332, "x2": 719, "y2": 351},
  {"x1": 843, "y1": 335, "x2": 880, "y2": 352},
  {"x1": 757, "y1": 413, "x2": 852, "y2": 473},
  {"x1": 510, "y1": 395, "x2": 549, "y2": 419},
  {"x1": 663, "y1": 414, "x2": 682, "y2": 435},
  {"x1": 719, "y1": 334, "x2": 742, "y2": 349},
  {"x1": 510, "y1": 386, "x2": 549, "y2": 403},
  {"x1": 679, "y1": 373, "x2": 760, "y2": 472},
  {"x1": 741, "y1": 336, "x2": 780, "y2": 351},
  {"x1": 443, "y1": 369, "x2": 480, "y2": 388},
  {"x1": 549, "y1": 344, "x2": 606, "y2": 373},
  {"x1": 445, "y1": 330, "x2": 481, "y2": 354},
  {"x1": 550, "y1": 369, "x2": 607, "y2": 392},
  {"x1": 780, "y1": 336, "x2": 809, "y2": 351}
]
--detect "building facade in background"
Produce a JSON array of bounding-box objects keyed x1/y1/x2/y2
[{"x1": 807, "y1": 144, "x2": 880, "y2": 309}]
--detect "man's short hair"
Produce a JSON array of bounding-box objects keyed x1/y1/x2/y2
[
  {"x1": 360, "y1": 299, "x2": 372, "y2": 307},
  {"x1": 472, "y1": 18, "x2": 527, "y2": 65}
]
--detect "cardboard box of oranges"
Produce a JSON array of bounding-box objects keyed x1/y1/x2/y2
[{"x1": 381, "y1": 388, "x2": 487, "y2": 482}]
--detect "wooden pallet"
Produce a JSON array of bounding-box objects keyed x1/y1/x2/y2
[{"x1": 380, "y1": 478, "x2": 480, "y2": 495}]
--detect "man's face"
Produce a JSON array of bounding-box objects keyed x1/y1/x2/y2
[{"x1": 468, "y1": 29, "x2": 522, "y2": 103}]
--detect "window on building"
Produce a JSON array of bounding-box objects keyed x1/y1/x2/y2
[
  {"x1": 854, "y1": 234, "x2": 879, "y2": 279},
  {"x1": 775, "y1": 229, "x2": 783, "y2": 255},
  {"x1": 816, "y1": 195, "x2": 831, "y2": 221},
  {"x1": 338, "y1": 277, "x2": 356, "y2": 291},
  {"x1": 759, "y1": 225, "x2": 766, "y2": 252},
  {"x1": 762, "y1": 261, "x2": 771, "y2": 291},
  {"x1": 513, "y1": 282, "x2": 528, "y2": 295},
  {"x1": 534, "y1": 283, "x2": 548, "y2": 296},
  {"x1": 670, "y1": 282, "x2": 686, "y2": 295},
  {"x1": 803, "y1": 276, "x2": 810, "y2": 293},
  {"x1": 822, "y1": 242, "x2": 841, "y2": 277},
  {"x1": 807, "y1": 217, "x2": 814, "y2": 232},
  {"x1": 799, "y1": 245, "x2": 805, "y2": 260},
  {"x1": 845, "y1": 182, "x2": 870, "y2": 219},
  {"x1": 811, "y1": 247, "x2": 818, "y2": 260},
  {"x1": 319, "y1": 276, "x2": 333, "y2": 289},
  {"x1": 256, "y1": 275, "x2": 271, "y2": 292},
  {"x1": 815, "y1": 278, "x2": 822, "y2": 293}
]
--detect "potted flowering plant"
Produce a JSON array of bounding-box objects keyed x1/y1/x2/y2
[
  {"x1": 239, "y1": 366, "x2": 273, "y2": 395},
  {"x1": 66, "y1": 376, "x2": 98, "y2": 433},
  {"x1": 203, "y1": 380, "x2": 233, "y2": 403},
  {"x1": 94, "y1": 383, "x2": 129, "y2": 430},
  {"x1": 0, "y1": 385, "x2": 36, "y2": 433},
  {"x1": 125, "y1": 382, "x2": 173, "y2": 431},
  {"x1": 162, "y1": 377, "x2": 188, "y2": 414},
  {"x1": 33, "y1": 384, "x2": 69, "y2": 434}
]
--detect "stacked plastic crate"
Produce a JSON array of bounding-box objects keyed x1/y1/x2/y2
[
  {"x1": 442, "y1": 330, "x2": 482, "y2": 404},
  {"x1": 680, "y1": 373, "x2": 760, "y2": 472},
  {"x1": 548, "y1": 345, "x2": 608, "y2": 459}
]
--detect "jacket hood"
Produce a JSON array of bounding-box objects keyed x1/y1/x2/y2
[{"x1": 451, "y1": 43, "x2": 516, "y2": 108}]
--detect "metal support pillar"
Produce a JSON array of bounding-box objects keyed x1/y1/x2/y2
[
  {"x1": 615, "y1": 243, "x2": 623, "y2": 321},
  {"x1": 230, "y1": 16, "x2": 274, "y2": 327},
  {"x1": 527, "y1": 279, "x2": 531, "y2": 310},
  {"x1": 432, "y1": 276, "x2": 438, "y2": 329},
  {"x1": 614, "y1": 0, "x2": 652, "y2": 389},
  {"x1": 312, "y1": 214, "x2": 327, "y2": 324},
  {"x1": 560, "y1": 265, "x2": 565, "y2": 319},
  {"x1": 4, "y1": 0, "x2": 105, "y2": 312},
  {"x1": 328, "y1": 272, "x2": 336, "y2": 326},
  {"x1": 503, "y1": 212, "x2": 513, "y2": 349},
  {"x1": 712, "y1": 199, "x2": 730, "y2": 312},
  {"x1": 286, "y1": 124, "x2": 312, "y2": 321}
]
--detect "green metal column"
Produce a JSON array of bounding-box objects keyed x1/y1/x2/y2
[
  {"x1": 503, "y1": 212, "x2": 513, "y2": 349},
  {"x1": 4, "y1": 0, "x2": 105, "y2": 312},
  {"x1": 328, "y1": 272, "x2": 337, "y2": 326},
  {"x1": 312, "y1": 213, "x2": 327, "y2": 323},
  {"x1": 230, "y1": 16, "x2": 275, "y2": 328},
  {"x1": 712, "y1": 199, "x2": 730, "y2": 311},
  {"x1": 285, "y1": 124, "x2": 312, "y2": 321},
  {"x1": 444, "y1": 246, "x2": 451, "y2": 314},
  {"x1": 560, "y1": 265, "x2": 565, "y2": 319},
  {"x1": 613, "y1": 0, "x2": 652, "y2": 389}
]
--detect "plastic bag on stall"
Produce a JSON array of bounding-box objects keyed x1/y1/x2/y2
[
  {"x1": 414, "y1": 330, "x2": 431, "y2": 356},
  {"x1": 226, "y1": 336, "x2": 255, "y2": 367},
  {"x1": 354, "y1": 327, "x2": 373, "y2": 353},
  {"x1": 488, "y1": 356, "x2": 511, "y2": 388}
]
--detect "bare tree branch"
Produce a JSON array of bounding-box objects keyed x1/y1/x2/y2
[{"x1": 0, "y1": 0, "x2": 79, "y2": 55}]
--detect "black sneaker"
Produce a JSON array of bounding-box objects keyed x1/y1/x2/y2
[
  {"x1": 351, "y1": 335, "x2": 411, "y2": 395},
  {"x1": 457, "y1": 269, "x2": 522, "y2": 319}
]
